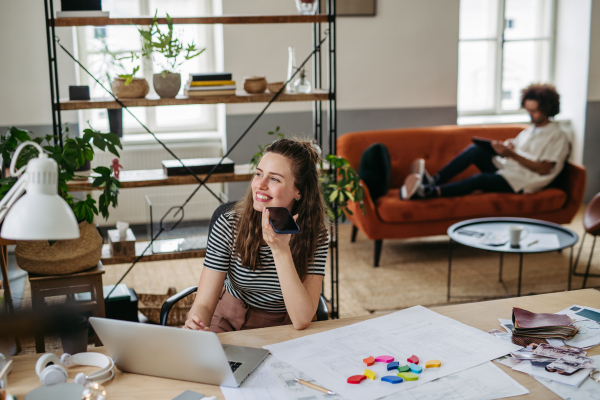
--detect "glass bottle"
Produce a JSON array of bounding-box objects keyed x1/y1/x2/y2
[
  {"x1": 293, "y1": 69, "x2": 311, "y2": 94},
  {"x1": 287, "y1": 47, "x2": 297, "y2": 93},
  {"x1": 295, "y1": 0, "x2": 318, "y2": 15}
]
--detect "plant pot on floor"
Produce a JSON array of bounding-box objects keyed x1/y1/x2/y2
[
  {"x1": 15, "y1": 222, "x2": 103, "y2": 276},
  {"x1": 111, "y1": 78, "x2": 149, "y2": 99},
  {"x1": 153, "y1": 72, "x2": 181, "y2": 98}
]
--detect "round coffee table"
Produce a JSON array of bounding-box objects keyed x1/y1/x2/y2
[{"x1": 447, "y1": 217, "x2": 578, "y2": 301}]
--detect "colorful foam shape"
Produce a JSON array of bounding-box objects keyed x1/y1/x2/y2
[
  {"x1": 381, "y1": 375, "x2": 403, "y2": 384},
  {"x1": 375, "y1": 356, "x2": 395, "y2": 363},
  {"x1": 347, "y1": 375, "x2": 367, "y2": 384},
  {"x1": 397, "y1": 365, "x2": 410, "y2": 373},
  {"x1": 364, "y1": 369, "x2": 376, "y2": 380},
  {"x1": 363, "y1": 356, "x2": 375, "y2": 366},
  {"x1": 409, "y1": 363, "x2": 423, "y2": 374},
  {"x1": 425, "y1": 360, "x2": 442, "y2": 368},
  {"x1": 407, "y1": 355, "x2": 419, "y2": 365},
  {"x1": 387, "y1": 361, "x2": 400, "y2": 371},
  {"x1": 398, "y1": 372, "x2": 419, "y2": 381}
]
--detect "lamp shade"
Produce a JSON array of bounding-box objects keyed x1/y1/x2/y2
[
  {"x1": 1, "y1": 193, "x2": 79, "y2": 240},
  {"x1": 0, "y1": 151, "x2": 80, "y2": 240}
]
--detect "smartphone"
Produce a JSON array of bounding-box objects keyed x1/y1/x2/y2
[{"x1": 267, "y1": 207, "x2": 300, "y2": 234}]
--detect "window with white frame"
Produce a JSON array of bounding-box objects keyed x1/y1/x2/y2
[
  {"x1": 457, "y1": 0, "x2": 556, "y2": 115},
  {"x1": 76, "y1": 0, "x2": 218, "y2": 135}
]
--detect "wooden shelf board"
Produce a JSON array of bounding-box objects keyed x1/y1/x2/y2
[
  {"x1": 67, "y1": 164, "x2": 253, "y2": 191},
  {"x1": 56, "y1": 90, "x2": 329, "y2": 110},
  {"x1": 101, "y1": 242, "x2": 206, "y2": 265},
  {"x1": 51, "y1": 15, "x2": 329, "y2": 27}
]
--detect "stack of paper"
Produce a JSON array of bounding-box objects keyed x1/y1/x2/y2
[{"x1": 512, "y1": 307, "x2": 579, "y2": 339}]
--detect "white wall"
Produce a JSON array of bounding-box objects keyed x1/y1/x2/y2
[
  {"x1": 222, "y1": 0, "x2": 460, "y2": 115},
  {"x1": 0, "y1": 0, "x2": 459, "y2": 126},
  {"x1": 554, "y1": 0, "x2": 592, "y2": 164},
  {"x1": 587, "y1": 0, "x2": 600, "y2": 101},
  {"x1": 0, "y1": 0, "x2": 79, "y2": 127}
]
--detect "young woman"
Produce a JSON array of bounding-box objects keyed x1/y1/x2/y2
[{"x1": 183, "y1": 138, "x2": 329, "y2": 332}]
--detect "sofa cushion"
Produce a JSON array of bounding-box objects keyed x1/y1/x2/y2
[
  {"x1": 358, "y1": 143, "x2": 391, "y2": 202},
  {"x1": 376, "y1": 188, "x2": 568, "y2": 223}
]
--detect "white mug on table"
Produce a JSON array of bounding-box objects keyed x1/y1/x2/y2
[{"x1": 509, "y1": 225, "x2": 529, "y2": 247}]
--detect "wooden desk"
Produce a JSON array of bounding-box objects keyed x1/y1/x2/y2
[{"x1": 6, "y1": 289, "x2": 600, "y2": 399}]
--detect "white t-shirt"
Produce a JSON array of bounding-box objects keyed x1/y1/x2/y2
[{"x1": 493, "y1": 121, "x2": 570, "y2": 194}]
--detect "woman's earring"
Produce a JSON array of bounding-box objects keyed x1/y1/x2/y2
[{"x1": 295, "y1": 196, "x2": 300, "y2": 201}]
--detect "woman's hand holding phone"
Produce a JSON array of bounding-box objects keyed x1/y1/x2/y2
[
  {"x1": 262, "y1": 208, "x2": 298, "y2": 252},
  {"x1": 182, "y1": 312, "x2": 210, "y2": 331}
]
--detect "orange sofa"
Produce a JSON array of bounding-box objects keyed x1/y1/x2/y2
[{"x1": 338, "y1": 124, "x2": 587, "y2": 266}]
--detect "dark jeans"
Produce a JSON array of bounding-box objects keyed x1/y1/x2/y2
[{"x1": 436, "y1": 145, "x2": 514, "y2": 197}]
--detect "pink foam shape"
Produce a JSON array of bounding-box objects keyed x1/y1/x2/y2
[{"x1": 374, "y1": 356, "x2": 395, "y2": 363}]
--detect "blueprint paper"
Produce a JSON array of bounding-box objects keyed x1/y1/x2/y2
[
  {"x1": 266, "y1": 355, "x2": 528, "y2": 400},
  {"x1": 383, "y1": 361, "x2": 529, "y2": 400},
  {"x1": 534, "y1": 356, "x2": 600, "y2": 400},
  {"x1": 220, "y1": 361, "x2": 288, "y2": 400},
  {"x1": 264, "y1": 306, "x2": 521, "y2": 400},
  {"x1": 512, "y1": 360, "x2": 592, "y2": 388},
  {"x1": 554, "y1": 305, "x2": 600, "y2": 349},
  {"x1": 265, "y1": 355, "x2": 344, "y2": 400}
]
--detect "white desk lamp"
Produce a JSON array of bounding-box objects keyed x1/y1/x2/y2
[{"x1": 0, "y1": 141, "x2": 79, "y2": 240}]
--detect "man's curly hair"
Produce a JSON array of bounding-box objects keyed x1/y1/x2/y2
[{"x1": 520, "y1": 83, "x2": 560, "y2": 117}]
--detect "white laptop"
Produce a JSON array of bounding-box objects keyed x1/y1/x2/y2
[{"x1": 89, "y1": 317, "x2": 269, "y2": 387}]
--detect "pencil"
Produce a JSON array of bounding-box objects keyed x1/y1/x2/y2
[
  {"x1": 295, "y1": 378, "x2": 336, "y2": 395},
  {"x1": 527, "y1": 240, "x2": 538, "y2": 247}
]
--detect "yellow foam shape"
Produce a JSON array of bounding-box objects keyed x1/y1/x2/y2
[
  {"x1": 364, "y1": 369, "x2": 376, "y2": 380},
  {"x1": 397, "y1": 372, "x2": 418, "y2": 381},
  {"x1": 425, "y1": 360, "x2": 441, "y2": 368}
]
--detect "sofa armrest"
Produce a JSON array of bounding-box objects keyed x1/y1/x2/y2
[
  {"x1": 556, "y1": 162, "x2": 586, "y2": 220},
  {"x1": 344, "y1": 180, "x2": 384, "y2": 238}
]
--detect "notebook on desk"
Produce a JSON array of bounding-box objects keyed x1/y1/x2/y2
[{"x1": 89, "y1": 317, "x2": 268, "y2": 387}]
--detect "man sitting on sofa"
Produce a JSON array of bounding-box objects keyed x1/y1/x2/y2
[{"x1": 402, "y1": 83, "x2": 570, "y2": 199}]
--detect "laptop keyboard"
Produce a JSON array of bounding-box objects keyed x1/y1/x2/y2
[{"x1": 229, "y1": 361, "x2": 243, "y2": 372}]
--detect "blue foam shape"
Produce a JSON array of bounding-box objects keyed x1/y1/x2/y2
[
  {"x1": 409, "y1": 363, "x2": 423, "y2": 374},
  {"x1": 387, "y1": 361, "x2": 400, "y2": 371},
  {"x1": 382, "y1": 375, "x2": 403, "y2": 384}
]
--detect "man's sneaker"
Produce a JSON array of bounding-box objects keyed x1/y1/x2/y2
[
  {"x1": 410, "y1": 158, "x2": 436, "y2": 186},
  {"x1": 410, "y1": 158, "x2": 425, "y2": 175},
  {"x1": 415, "y1": 184, "x2": 438, "y2": 199},
  {"x1": 400, "y1": 173, "x2": 421, "y2": 200}
]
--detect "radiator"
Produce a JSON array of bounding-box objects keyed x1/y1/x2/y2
[{"x1": 87, "y1": 141, "x2": 225, "y2": 227}]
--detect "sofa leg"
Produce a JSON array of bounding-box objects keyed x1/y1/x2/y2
[
  {"x1": 374, "y1": 240, "x2": 382, "y2": 267},
  {"x1": 351, "y1": 225, "x2": 358, "y2": 243}
]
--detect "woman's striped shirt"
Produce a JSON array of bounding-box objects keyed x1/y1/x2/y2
[{"x1": 203, "y1": 211, "x2": 329, "y2": 312}]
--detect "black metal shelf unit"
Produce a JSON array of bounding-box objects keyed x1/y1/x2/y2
[{"x1": 43, "y1": 1, "x2": 340, "y2": 318}]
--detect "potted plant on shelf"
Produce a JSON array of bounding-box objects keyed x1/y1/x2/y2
[
  {"x1": 0, "y1": 126, "x2": 123, "y2": 276},
  {"x1": 96, "y1": 35, "x2": 149, "y2": 99},
  {"x1": 139, "y1": 11, "x2": 205, "y2": 98}
]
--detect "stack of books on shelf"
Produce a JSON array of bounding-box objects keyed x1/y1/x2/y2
[{"x1": 184, "y1": 72, "x2": 236, "y2": 97}]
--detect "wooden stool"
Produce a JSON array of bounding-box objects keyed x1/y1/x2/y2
[{"x1": 28, "y1": 262, "x2": 106, "y2": 353}]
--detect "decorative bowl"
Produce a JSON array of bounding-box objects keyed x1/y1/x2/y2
[
  {"x1": 267, "y1": 81, "x2": 286, "y2": 94},
  {"x1": 243, "y1": 76, "x2": 267, "y2": 94}
]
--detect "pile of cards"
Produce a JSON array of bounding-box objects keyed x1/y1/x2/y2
[{"x1": 533, "y1": 344, "x2": 596, "y2": 375}]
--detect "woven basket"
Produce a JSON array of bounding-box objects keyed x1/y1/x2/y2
[
  {"x1": 138, "y1": 287, "x2": 197, "y2": 326},
  {"x1": 111, "y1": 78, "x2": 150, "y2": 98},
  {"x1": 15, "y1": 222, "x2": 102, "y2": 275}
]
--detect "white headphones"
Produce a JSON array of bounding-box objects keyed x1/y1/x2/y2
[{"x1": 35, "y1": 353, "x2": 114, "y2": 386}]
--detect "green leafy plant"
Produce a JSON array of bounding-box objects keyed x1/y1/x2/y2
[
  {"x1": 95, "y1": 34, "x2": 141, "y2": 86},
  {"x1": 250, "y1": 126, "x2": 285, "y2": 170},
  {"x1": 320, "y1": 155, "x2": 365, "y2": 222},
  {"x1": 139, "y1": 11, "x2": 205, "y2": 75},
  {"x1": 0, "y1": 126, "x2": 123, "y2": 224}
]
